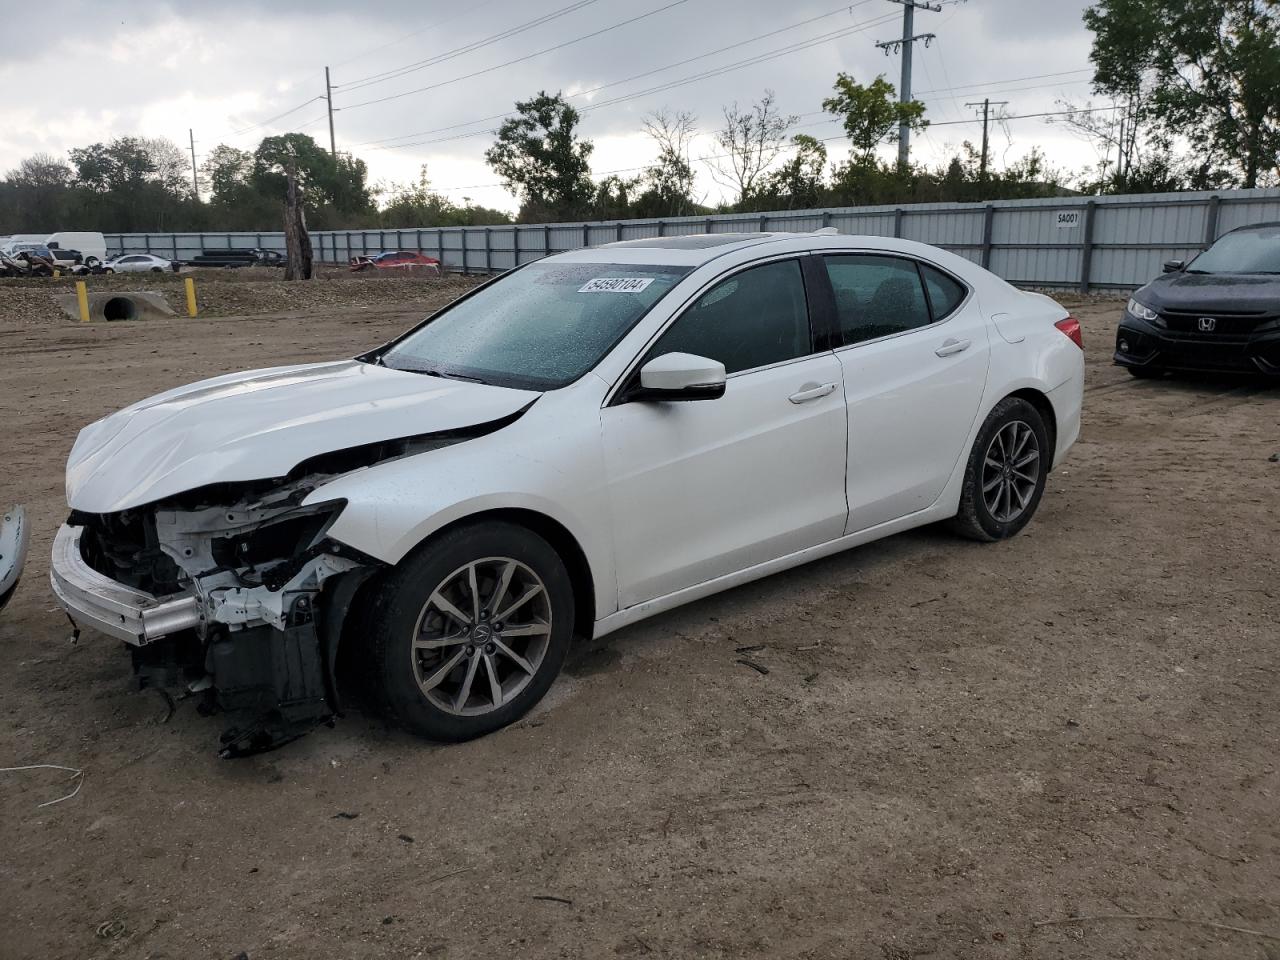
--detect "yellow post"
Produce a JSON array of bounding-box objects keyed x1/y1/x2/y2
[
  {"x1": 75, "y1": 280, "x2": 91, "y2": 323},
  {"x1": 184, "y1": 277, "x2": 198, "y2": 317},
  {"x1": 53, "y1": 269, "x2": 61, "y2": 278}
]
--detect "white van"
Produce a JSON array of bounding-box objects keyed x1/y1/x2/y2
[{"x1": 45, "y1": 232, "x2": 107, "y2": 267}]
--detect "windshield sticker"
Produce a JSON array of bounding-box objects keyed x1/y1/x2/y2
[{"x1": 578, "y1": 277, "x2": 655, "y2": 293}]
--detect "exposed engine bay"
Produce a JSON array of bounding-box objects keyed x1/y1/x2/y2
[
  {"x1": 58, "y1": 424, "x2": 515, "y2": 757},
  {"x1": 68, "y1": 471, "x2": 376, "y2": 757}
]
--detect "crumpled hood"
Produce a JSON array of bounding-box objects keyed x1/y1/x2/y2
[{"x1": 66, "y1": 360, "x2": 537, "y2": 513}]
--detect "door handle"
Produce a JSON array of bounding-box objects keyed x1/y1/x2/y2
[
  {"x1": 935, "y1": 338, "x2": 971, "y2": 358},
  {"x1": 788, "y1": 382, "x2": 837, "y2": 403}
]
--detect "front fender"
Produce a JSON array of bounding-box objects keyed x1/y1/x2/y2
[{"x1": 304, "y1": 391, "x2": 618, "y2": 621}]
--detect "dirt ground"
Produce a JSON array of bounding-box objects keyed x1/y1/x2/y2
[{"x1": 0, "y1": 278, "x2": 1277, "y2": 960}]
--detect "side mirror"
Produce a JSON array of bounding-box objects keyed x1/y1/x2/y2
[
  {"x1": 630, "y1": 352, "x2": 726, "y2": 401},
  {"x1": 1162, "y1": 259, "x2": 1185, "y2": 273}
]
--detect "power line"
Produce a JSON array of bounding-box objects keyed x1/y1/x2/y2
[
  {"x1": 335, "y1": 0, "x2": 604, "y2": 92},
  {"x1": 227, "y1": 95, "x2": 325, "y2": 137},
  {"x1": 355, "y1": 0, "x2": 878, "y2": 147},
  {"x1": 364, "y1": 11, "x2": 902, "y2": 150},
  {"x1": 329, "y1": 0, "x2": 503, "y2": 69},
  {"x1": 914, "y1": 67, "x2": 1091, "y2": 96},
  {"x1": 337, "y1": 0, "x2": 691, "y2": 112}
]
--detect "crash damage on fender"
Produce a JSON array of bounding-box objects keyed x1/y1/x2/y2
[{"x1": 50, "y1": 359, "x2": 536, "y2": 756}]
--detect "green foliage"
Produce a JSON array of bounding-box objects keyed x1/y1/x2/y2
[
  {"x1": 757, "y1": 135, "x2": 829, "y2": 208},
  {"x1": 380, "y1": 166, "x2": 511, "y2": 227},
  {"x1": 1083, "y1": 0, "x2": 1280, "y2": 187},
  {"x1": 823, "y1": 73, "x2": 927, "y2": 165},
  {"x1": 484, "y1": 91, "x2": 595, "y2": 222}
]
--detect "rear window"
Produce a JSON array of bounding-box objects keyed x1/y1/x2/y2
[{"x1": 921, "y1": 264, "x2": 967, "y2": 319}]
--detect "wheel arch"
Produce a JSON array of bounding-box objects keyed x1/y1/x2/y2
[
  {"x1": 370, "y1": 507, "x2": 597, "y2": 639},
  {"x1": 1006, "y1": 386, "x2": 1058, "y2": 465}
]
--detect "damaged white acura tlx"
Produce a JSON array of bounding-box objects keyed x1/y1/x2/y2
[{"x1": 52, "y1": 233, "x2": 1083, "y2": 754}]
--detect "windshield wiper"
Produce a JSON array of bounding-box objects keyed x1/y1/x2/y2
[{"x1": 402, "y1": 365, "x2": 490, "y2": 385}]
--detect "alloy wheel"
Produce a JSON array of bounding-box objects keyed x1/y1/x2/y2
[
  {"x1": 410, "y1": 557, "x2": 553, "y2": 716},
  {"x1": 981, "y1": 420, "x2": 1040, "y2": 524}
]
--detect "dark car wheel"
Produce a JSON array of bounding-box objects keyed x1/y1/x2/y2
[
  {"x1": 150, "y1": 266, "x2": 163, "y2": 273},
  {"x1": 950, "y1": 397, "x2": 1051, "y2": 542},
  {"x1": 367, "y1": 521, "x2": 575, "y2": 742}
]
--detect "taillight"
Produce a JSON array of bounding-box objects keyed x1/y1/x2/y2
[{"x1": 1055, "y1": 316, "x2": 1083, "y2": 349}]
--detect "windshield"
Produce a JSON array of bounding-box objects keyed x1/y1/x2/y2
[
  {"x1": 1187, "y1": 226, "x2": 1280, "y2": 274},
  {"x1": 378, "y1": 261, "x2": 691, "y2": 390}
]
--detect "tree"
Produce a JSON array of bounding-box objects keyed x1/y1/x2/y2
[
  {"x1": 202, "y1": 145, "x2": 256, "y2": 202},
  {"x1": 636, "y1": 109, "x2": 698, "y2": 217},
  {"x1": 1083, "y1": 0, "x2": 1280, "y2": 187},
  {"x1": 822, "y1": 73, "x2": 927, "y2": 166},
  {"x1": 69, "y1": 138, "x2": 156, "y2": 193},
  {"x1": 2, "y1": 154, "x2": 73, "y2": 228},
  {"x1": 485, "y1": 91, "x2": 595, "y2": 221},
  {"x1": 707, "y1": 90, "x2": 796, "y2": 209},
  {"x1": 381, "y1": 166, "x2": 511, "y2": 227},
  {"x1": 760, "y1": 135, "x2": 829, "y2": 207}
]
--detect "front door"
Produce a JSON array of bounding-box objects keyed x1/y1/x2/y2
[{"x1": 601, "y1": 258, "x2": 849, "y2": 608}]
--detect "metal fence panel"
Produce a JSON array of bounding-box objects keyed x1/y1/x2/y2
[{"x1": 104, "y1": 187, "x2": 1280, "y2": 291}]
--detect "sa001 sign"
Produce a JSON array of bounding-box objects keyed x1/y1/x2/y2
[{"x1": 1055, "y1": 210, "x2": 1083, "y2": 229}]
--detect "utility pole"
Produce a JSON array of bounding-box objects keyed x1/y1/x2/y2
[
  {"x1": 188, "y1": 128, "x2": 199, "y2": 200},
  {"x1": 325, "y1": 66, "x2": 337, "y2": 157},
  {"x1": 875, "y1": 0, "x2": 940, "y2": 169},
  {"x1": 964, "y1": 97, "x2": 1008, "y2": 181}
]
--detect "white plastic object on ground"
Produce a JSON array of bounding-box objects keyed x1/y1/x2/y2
[{"x1": 0, "y1": 505, "x2": 30, "y2": 612}]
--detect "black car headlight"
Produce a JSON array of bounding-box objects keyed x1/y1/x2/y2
[{"x1": 1126, "y1": 297, "x2": 1163, "y2": 325}]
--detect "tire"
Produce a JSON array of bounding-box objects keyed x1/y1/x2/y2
[
  {"x1": 150, "y1": 266, "x2": 163, "y2": 273},
  {"x1": 950, "y1": 397, "x2": 1050, "y2": 542},
  {"x1": 1126, "y1": 365, "x2": 1164, "y2": 379},
  {"x1": 367, "y1": 521, "x2": 575, "y2": 742},
  {"x1": 104, "y1": 268, "x2": 115, "y2": 274},
  {"x1": 84, "y1": 256, "x2": 100, "y2": 269}
]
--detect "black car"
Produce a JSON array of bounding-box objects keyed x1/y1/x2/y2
[{"x1": 1114, "y1": 222, "x2": 1280, "y2": 377}]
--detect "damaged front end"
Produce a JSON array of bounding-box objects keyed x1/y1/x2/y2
[{"x1": 52, "y1": 474, "x2": 381, "y2": 757}]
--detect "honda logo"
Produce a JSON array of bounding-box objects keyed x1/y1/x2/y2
[{"x1": 1198, "y1": 317, "x2": 1217, "y2": 332}]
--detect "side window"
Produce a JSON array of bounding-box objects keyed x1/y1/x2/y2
[
  {"x1": 823, "y1": 255, "x2": 932, "y2": 346},
  {"x1": 647, "y1": 259, "x2": 811, "y2": 375},
  {"x1": 921, "y1": 264, "x2": 967, "y2": 320}
]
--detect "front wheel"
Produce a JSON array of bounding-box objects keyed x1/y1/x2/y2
[
  {"x1": 367, "y1": 521, "x2": 575, "y2": 742},
  {"x1": 950, "y1": 397, "x2": 1050, "y2": 542}
]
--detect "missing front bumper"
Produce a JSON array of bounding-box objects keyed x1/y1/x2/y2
[{"x1": 50, "y1": 524, "x2": 201, "y2": 644}]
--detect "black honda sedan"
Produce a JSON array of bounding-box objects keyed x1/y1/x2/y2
[{"x1": 1114, "y1": 222, "x2": 1280, "y2": 377}]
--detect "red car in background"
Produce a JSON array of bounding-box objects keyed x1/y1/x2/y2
[{"x1": 350, "y1": 250, "x2": 441, "y2": 274}]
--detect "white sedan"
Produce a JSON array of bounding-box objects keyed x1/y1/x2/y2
[
  {"x1": 103, "y1": 253, "x2": 175, "y2": 273},
  {"x1": 51, "y1": 232, "x2": 1083, "y2": 754}
]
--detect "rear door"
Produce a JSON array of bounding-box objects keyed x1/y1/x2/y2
[
  {"x1": 816, "y1": 254, "x2": 990, "y2": 533},
  {"x1": 601, "y1": 256, "x2": 849, "y2": 607}
]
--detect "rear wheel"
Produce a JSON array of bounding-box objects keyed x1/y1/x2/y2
[
  {"x1": 950, "y1": 397, "x2": 1050, "y2": 542},
  {"x1": 367, "y1": 521, "x2": 574, "y2": 742},
  {"x1": 150, "y1": 266, "x2": 163, "y2": 273}
]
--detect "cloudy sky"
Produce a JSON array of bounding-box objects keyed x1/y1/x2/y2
[{"x1": 0, "y1": 0, "x2": 1110, "y2": 212}]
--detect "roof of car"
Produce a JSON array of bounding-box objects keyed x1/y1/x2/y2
[
  {"x1": 1224, "y1": 221, "x2": 1280, "y2": 235},
  {"x1": 546, "y1": 231, "x2": 960, "y2": 268}
]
